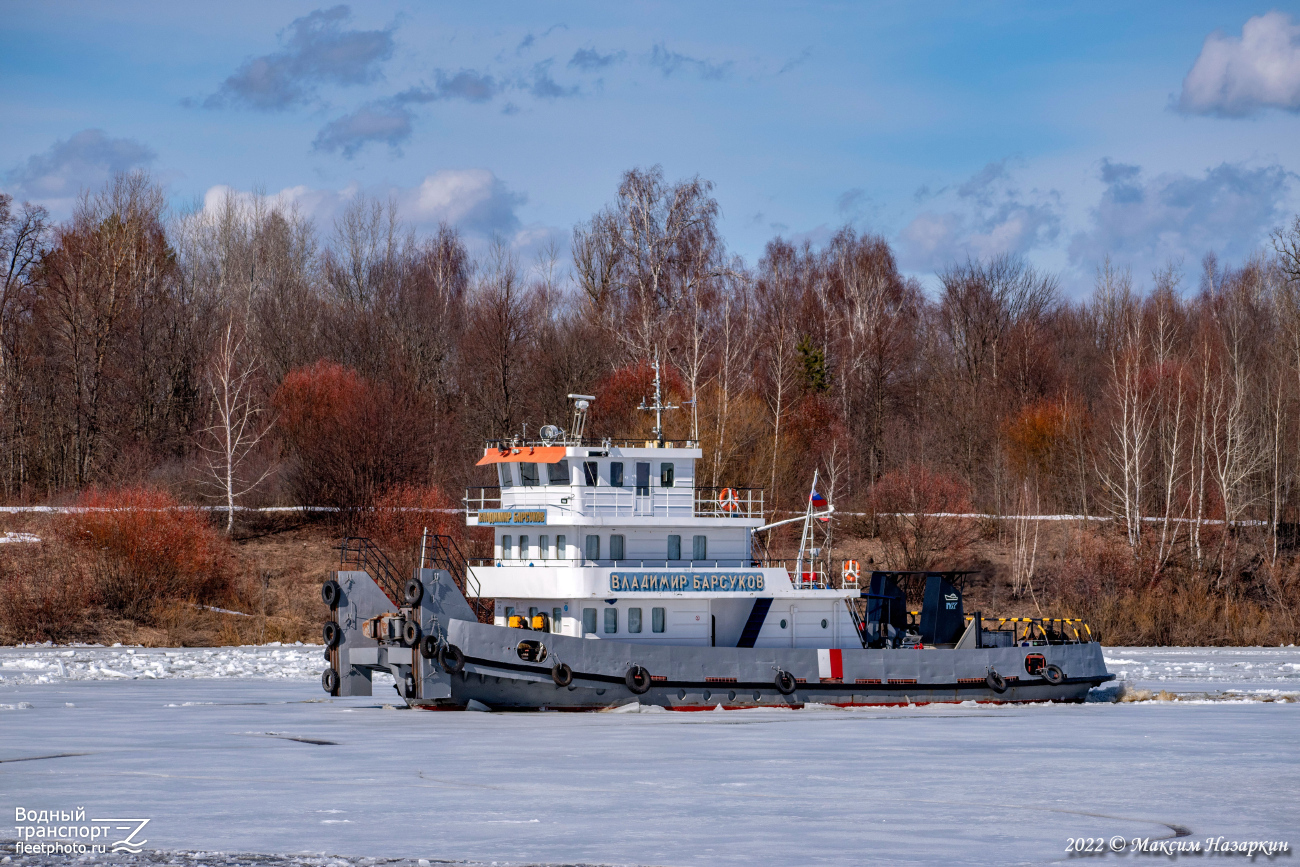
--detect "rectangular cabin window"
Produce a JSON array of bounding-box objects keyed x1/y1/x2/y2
[
  {"x1": 552, "y1": 608, "x2": 562, "y2": 633},
  {"x1": 667, "y1": 535, "x2": 681, "y2": 561},
  {"x1": 585, "y1": 534, "x2": 600, "y2": 561},
  {"x1": 556, "y1": 534, "x2": 566, "y2": 559},
  {"x1": 610, "y1": 534, "x2": 625, "y2": 561},
  {"x1": 660, "y1": 462, "x2": 674, "y2": 487},
  {"x1": 635, "y1": 462, "x2": 650, "y2": 495},
  {"x1": 504, "y1": 606, "x2": 515, "y2": 621},
  {"x1": 548, "y1": 459, "x2": 569, "y2": 485},
  {"x1": 583, "y1": 461, "x2": 598, "y2": 486},
  {"x1": 501, "y1": 535, "x2": 513, "y2": 560},
  {"x1": 610, "y1": 462, "x2": 624, "y2": 487},
  {"x1": 519, "y1": 535, "x2": 530, "y2": 560},
  {"x1": 628, "y1": 607, "x2": 643, "y2": 633},
  {"x1": 539, "y1": 535, "x2": 550, "y2": 560},
  {"x1": 498, "y1": 463, "x2": 513, "y2": 488},
  {"x1": 582, "y1": 608, "x2": 597, "y2": 635},
  {"x1": 692, "y1": 535, "x2": 707, "y2": 560},
  {"x1": 520, "y1": 463, "x2": 539, "y2": 486},
  {"x1": 652, "y1": 607, "x2": 665, "y2": 633},
  {"x1": 604, "y1": 607, "x2": 618, "y2": 634}
]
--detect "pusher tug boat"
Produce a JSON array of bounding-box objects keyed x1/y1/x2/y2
[{"x1": 320, "y1": 363, "x2": 1112, "y2": 710}]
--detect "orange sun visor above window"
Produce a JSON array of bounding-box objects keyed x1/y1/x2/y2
[{"x1": 475, "y1": 446, "x2": 568, "y2": 466}]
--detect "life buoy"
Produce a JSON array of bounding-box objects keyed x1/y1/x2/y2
[
  {"x1": 322, "y1": 621, "x2": 341, "y2": 648},
  {"x1": 625, "y1": 665, "x2": 652, "y2": 694},
  {"x1": 774, "y1": 670, "x2": 797, "y2": 695},
  {"x1": 439, "y1": 643, "x2": 465, "y2": 674},
  {"x1": 404, "y1": 578, "x2": 424, "y2": 605},
  {"x1": 419, "y1": 634, "x2": 439, "y2": 659},
  {"x1": 842, "y1": 560, "x2": 860, "y2": 584},
  {"x1": 321, "y1": 667, "x2": 340, "y2": 695},
  {"x1": 552, "y1": 662, "x2": 573, "y2": 687},
  {"x1": 719, "y1": 488, "x2": 739, "y2": 511},
  {"x1": 402, "y1": 620, "x2": 421, "y2": 646},
  {"x1": 1044, "y1": 664, "x2": 1065, "y2": 685},
  {"x1": 321, "y1": 579, "x2": 342, "y2": 608},
  {"x1": 986, "y1": 670, "x2": 1007, "y2": 694}
]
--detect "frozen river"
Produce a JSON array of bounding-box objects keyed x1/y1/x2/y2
[{"x1": 2, "y1": 645, "x2": 1297, "y2": 866}]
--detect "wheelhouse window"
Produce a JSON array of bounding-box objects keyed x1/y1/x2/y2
[
  {"x1": 660, "y1": 462, "x2": 674, "y2": 487},
  {"x1": 667, "y1": 534, "x2": 681, "y2": 560},
  {"x1": 652, "y1": 607, "x2": 665, "y2": 633},
  {"x1": 520, "y1": 463, "x2": 540, "y2": 486},
  {"x1": 547, "y1": 459, "x2": 569, "y2": 485},
  {"x1": 635, "y1": 462, "x2": 650, "y2": 495},
  {"x1": 583, "y1": 461, "x2": 598, "y2": 486},
  {"x1": 610, "y1": 534, "x2": 625, "y2": 561},
  {"x1": 498, "y1": 464, "x2": 513, "y2": 488},
  {"x1": 585, "y1": 534, "x2": 600, "y2": 561},
  {"x1": 604, "y1": 608, "x2": 618, "y2": 634},
  {"x1": 610, "y1": 462, "x2": 624, "y2": 487},
  {"x1": 628, "y1": 607, "x2": 643, "y2": 633},
  {"x1": 539, "y1": 535, "x2": 550, "y2": 559},
  {"x1": 501, "y1": 535, "x2": 513, "y2": 560},
  {"x1": 692, "y1": 535, "x2": 707, "y2": 560},
  {"x1": 582, "y1": 608, "x2": 597, "y2": 635}
]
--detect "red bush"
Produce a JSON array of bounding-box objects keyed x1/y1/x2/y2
[
  {"x1": 589, "y1": 360, "x2": 688, "y2": 439},
  {"x1": 54, "y1": 487, "x2": 234, "y2": 622},
  {"x1": 868, "y1": 465, "x2": 974, "y2": 570},
  {"x1": 273, "y1": 361, "x2": 434, "y2": 519},
  {"x1": 360, "y1": 483, "x2": 461, "y2": 572}
]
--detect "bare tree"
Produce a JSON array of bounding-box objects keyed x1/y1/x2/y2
[{"x1": 199, "y1": 322, "x2": 275, "y2": 532}]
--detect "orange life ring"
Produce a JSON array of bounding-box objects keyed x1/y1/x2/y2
[
  {"x1": 719, "y1": 488, "x2": 739, "y2": 511},
  {"x1": 842, "y1": 559, "x2": 860, "y2": 584}
]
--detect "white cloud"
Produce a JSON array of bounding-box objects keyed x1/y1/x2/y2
[
  {"x1": 897, "y1": 160, "x2": 1062, "y2": 271},
  {"x1": 1178, "y1": 11, "x2": 1300, "y2": 116},
  {"x1": 5, "y1": 129, "x2": 156, "y2": 209},
  {"x1": 201, "y1": 169, "x2": 545, "y2": 250},
  {"x1": 1068, "y1": 159, "x2": 1293, "y2": 273}
]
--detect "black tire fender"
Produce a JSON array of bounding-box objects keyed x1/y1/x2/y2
[
  {"x1": 1044, "y1": 664, "x2": 1065, "y2": 685},
  {"x1": 401, "y1": 619, "x2": 421, "y2": 646},
  {"x1": 419, "y1": 634, "x2": 439, "y2": 659},
  {"x1": 322, "y1": 621, "x2": 341, "y2": 648},
  {"x1": 322, "y1": 667, "x2": 340, "y2": 695},
  {"x1": 321, "y1": 579, "x2": 342, "y2": 609},
  {"x1": 625, "y1": 665, "x2": 652, "y2": 694},
  {"x1": 552, "y1": 662, "x2": 573, "y2": 687},
  {"x1": 986, "y1": 670, "x2": 1008, "y2": 693},
  {"x1": 775, "y1": 670, "x2": 797, "y2": 695},
  {"x1": 439, "y1": 643, "x2": 465, "y2": 674},
  {"x1": 404, "y1": 578, "x2": 424, "y2": 606}
]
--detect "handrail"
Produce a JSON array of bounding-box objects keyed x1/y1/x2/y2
[
  {"x1": 419, "y1": 532, "x2": 492, "y2": 623},
  {"x1": 337, "y1": 537, "x2": 404, "y2": 606}
]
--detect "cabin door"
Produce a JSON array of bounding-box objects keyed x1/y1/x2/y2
[{"x1": 634, "y1": 462, "x2": 652, "y2": 515}]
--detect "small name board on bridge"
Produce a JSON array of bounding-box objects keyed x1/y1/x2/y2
[{"x1": 478, "y1": 509, "x2": 547, "y2": 525}]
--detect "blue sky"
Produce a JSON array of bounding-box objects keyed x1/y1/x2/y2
[{"x1": 4, "y1": 1, "x2": 1300, "y2": 294}]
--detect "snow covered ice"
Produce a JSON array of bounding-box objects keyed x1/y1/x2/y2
[{"x1": 2, "y1": 646, "x2": 1297, "y2": 866}]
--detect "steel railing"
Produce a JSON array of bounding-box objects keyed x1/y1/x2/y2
[
  {"x1": 338, "y1": 537, "x2": 405, "y2": 606},
  {"x1": 464, "y1": 485, "x2": 765, "y2": 520},
  {"x1": 419, "y1": 532, "x2": 492, "y2": 623}
]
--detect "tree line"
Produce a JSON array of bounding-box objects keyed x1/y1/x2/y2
[{"x1": 4, "y1": 167, "x2": 1300, "y2": 592}]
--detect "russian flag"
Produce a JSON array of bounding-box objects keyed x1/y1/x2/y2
[{"x1": 810, "y1": 490, "x2": 827, "y2": 508}]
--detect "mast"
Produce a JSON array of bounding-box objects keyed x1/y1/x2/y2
[
  {"x1": 637, "y1": 352, "x2": 678, "y2": 447},
  {"x1": 795, "y1": 469, "x2": 819, "y2": 584}
]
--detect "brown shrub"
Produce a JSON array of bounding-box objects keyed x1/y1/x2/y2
[
  {"x1": 0, "y1": 540, "x2": 94, "y2": 643},
  {"x1": 868, "y1": 465, "x2": 975, "y2": 570},
  {"x1": 358, "y1": 484, "x2": 462, "y2": 575},
  {"x1": 54, "y1": 487, "x2": 238, "y2": 624}
]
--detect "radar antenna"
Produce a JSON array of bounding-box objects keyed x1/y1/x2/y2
[{"x1": 637, "y1": 352, "x2": 678, "y2": 447}]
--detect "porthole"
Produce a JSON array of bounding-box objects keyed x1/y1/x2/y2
[
  {"x1": 677, "y1": 689, "x2": 687, "y2": 700},
  {"x1": 703, "y1": 690, "x2": 712, "y2": 701},
  {"x1": 821, "y1": 618, "x2": 828, "y2": 629},
  {"x1": 753, "y1": 691, "x2": 762, "y2": 701},
  {"x1": 727, "y1": 690, "x2": 737, "y2": 702},
  {"x1": 780, "y1": 619, "x2": 788, "y2": 629}
]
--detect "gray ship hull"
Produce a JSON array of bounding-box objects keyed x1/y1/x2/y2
[{"x1": 323, "y1": 568, "x2": 1113, "y2": 710}]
